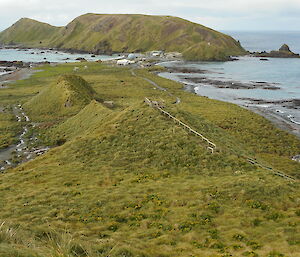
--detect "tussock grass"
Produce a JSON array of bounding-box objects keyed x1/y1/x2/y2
[
  {"x1": 0, "y1": 108, "x2": 22, "y2": 149},
  {"x1": 24, "y1": 74, "x2": 97, "y2": 121},
  {"x1": 0, "y1": 62, "x2": 299, "y2": 256}
]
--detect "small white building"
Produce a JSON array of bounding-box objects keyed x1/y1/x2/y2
[
  {"x1": 150, "y1": 51, "x2": 164, "y2": 57},
  {"x1": 116, "y1": 59, "x2": 133, "y2": 66}
]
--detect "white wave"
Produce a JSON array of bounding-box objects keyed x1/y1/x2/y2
[{"x1": 290, "y1": 118, "x2": 300, "y2": 125}]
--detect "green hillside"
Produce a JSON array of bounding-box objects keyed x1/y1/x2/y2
[
  {"x1": 0, "y1": 62, "x2": 299, "y2": 256},
  {"x1": 0, "y1": 14, "x2": 246, "y2": 60},
  {"x1": 24, "y1": 74, "x2": 97, "y2": 120},
  {"x1": 0, "y1": 18, "x2": 60, "y2": 46}
]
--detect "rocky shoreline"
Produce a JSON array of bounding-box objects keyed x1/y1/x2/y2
[
  {"x1": 0, "y1": 68, "x2": 37, "y2": 87},
  {"x1": 178, "y1": 75, "x2": 281, "y2": 90},
  {"x1": 252, "y1": 44, "x2": 300, "y2": 59},
  {"x1": 0, "y1": 44, "x2": 100, "y2": 56},
  {"x1": 240, "y1": 98, "x2": 300, "y2": 111},
  {"x1": 165, "y1": 65, "x2": 281, "y2": 90},
  {"x1": 0, "y1": 47, "x2": 103, "y2": 86},
  {"x1": 0, "y1": 61, "x2": 32, "y2": 79},
  {"x1": 159, "y1": 64, "x2": 300, "y2": 140},
  {"x1": 0, "y1": 46, "x2": 127, "y2": 73}
]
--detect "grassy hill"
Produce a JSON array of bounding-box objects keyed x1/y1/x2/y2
[
  {"x1": 0, "y1": 18, "x2": 61, "y2": 46},
  {"x1": 24, "y1": 74, "x2": 97, "y2": 120},
  {"x1": 0, "y1": 14, "x2": 246, "y2": 61},
  {"x1": 0, "y1": 62, "x2": 299, "y2": 256}
]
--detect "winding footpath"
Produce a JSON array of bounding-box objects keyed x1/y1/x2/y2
[{"x1": 131, "y1": 69, "x2": 181, "y2": 104}]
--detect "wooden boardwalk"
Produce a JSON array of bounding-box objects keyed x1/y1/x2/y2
[
  {"x1": 145, "y1": 98, "x2": 216, "y2": 153},
  {"x1": 145, "y1": 97, "x2": 298, "y2": 181},
  {"x1": 134, "y1": 64, "x2": 298, "y2": 182},
  {"x1": 246, "y1": 157, "x2": 297, "y2": 181}
]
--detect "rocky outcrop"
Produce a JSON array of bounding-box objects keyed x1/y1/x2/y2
[
  {"x1": 279, "y1": 44, "x2": 291, "y2": 52},
  {"x1": 0, "y1": 60, "x2": 27, "y2": 68},
  {"x1": 254, "y1": 44, "x2": 300, "y2": 58}
]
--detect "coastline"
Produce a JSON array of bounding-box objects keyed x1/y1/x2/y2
[
  {"x1": 0, "y1": 68, "x2": 35, "y2": 86},
  {"x1": 157, "y1": 63, "x2": 300, "y2": 139},
  {"x1": 2, "y1": 54, "x2": 300, "y2": 140},
  {"x1": 0, "y1": 44, "x2": 100, "y2": 55},
  {"x1": 248, "y1": 106, "x2": 300, "y2": 139},
  {"x1": 0, "y1": 47, "x2": 120, "y2": 66}
]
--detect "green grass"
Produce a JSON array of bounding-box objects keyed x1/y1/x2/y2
[
  {"x1": 0, "y1": 14, "x2": 246, "y2": 61},
  {"x1": 24, "y1": 74, "x2": 97, "y2": 121},
  {"x1": 0, "y1": 18, "x2": 60, "y2": 46},
  {"x1": 134, "y1": 69, "x2": 300, "y2": 178},
  {"x1": 0, "y1": 62, "x2": 299, "y2": 256},
  {"x1": 0, "y1": 108, "x2": 21, "y2": 149}
]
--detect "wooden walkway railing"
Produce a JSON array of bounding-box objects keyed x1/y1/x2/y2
[
  {"x1": 145, "y1": 98, "x2": 216, "y2": 153},
  {"x1": 145, "y1": 97, "x2": 298, "y2": 181},
  {"x1": 246, "y1": 157, "x2": 296, "y2": 181}
]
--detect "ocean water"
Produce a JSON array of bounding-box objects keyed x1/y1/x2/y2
[
  {"x1": 159, "y1": 31, "x2": 300, "y2": 127},
  {"x1": 0, "y1": 48, "x2": 118, "y2": 64},
  {"x1": 226, "y1": 31, "x2": 300, "y2": 53},
  {"x1": 0, "y1": 48, "x2": 120, "y2": 78}
]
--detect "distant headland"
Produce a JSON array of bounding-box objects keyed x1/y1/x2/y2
[{"x1": 0, "y1": 13, "x2": 246, "y2": 61}]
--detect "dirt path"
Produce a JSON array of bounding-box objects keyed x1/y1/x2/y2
[{"x1": 131, "y1": 69, "x2": 181, "y2": 104}]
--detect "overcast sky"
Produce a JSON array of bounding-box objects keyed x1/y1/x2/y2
[{"x1": 0, "y1": 0, "x2": 300, "y2": 32}]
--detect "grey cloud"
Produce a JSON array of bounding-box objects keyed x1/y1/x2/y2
[{"x1": 0, "y1": 0, "x2": 299, "y2": 31}]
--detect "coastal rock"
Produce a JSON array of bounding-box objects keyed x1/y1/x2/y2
[
  {"x1": 76, "y1": 57, "x2": 87, "y2": 62},
  {"x1": 254, "y1": 44, "x2": 300, "y2": 58},
  {"x1": 176, "y1": 74, "x2": 281, "y2": 90},
  {"x1": 292, "y1": 155, "x2": 300, "y2": 162},
  {"x1": 279, "y1": 44, "x2": 291, "y2": 52},
  {"x1": 0, "y1": 60, "x2": 27, "y2": 68}
]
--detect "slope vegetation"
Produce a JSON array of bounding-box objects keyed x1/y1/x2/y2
[
  {"x1": 0, "y1": 14, "x2": 246, "y2": 60},
  {"x1": 0, "y1": 63, "x2": 299, "y2": 256},
  {"x1": 24, "y1": 74, "x2": 97, "y2": 120},
  {"x1": 0, "y1": 18, "x2": 60, "y2": 46}
]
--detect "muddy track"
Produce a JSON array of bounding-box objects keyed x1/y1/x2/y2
[{"x1": 131, "y1": 69, "x2": 181, "y2": 105}]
